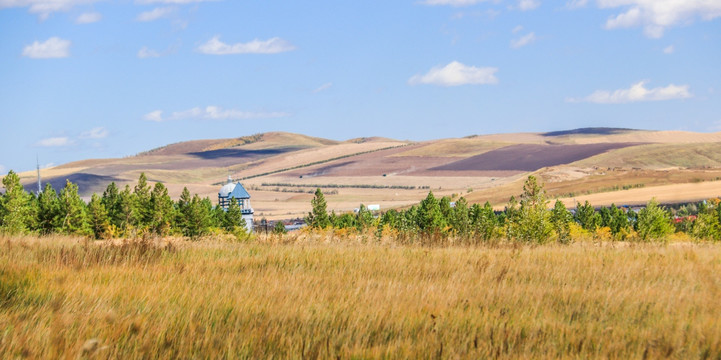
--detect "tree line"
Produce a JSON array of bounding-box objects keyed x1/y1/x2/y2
[
  {"x1": 306, "y1": 175, "x2": 720, "y2": 244},
  {"x1": 0, "y1": 171, "x2": 248, "y2": 239}
]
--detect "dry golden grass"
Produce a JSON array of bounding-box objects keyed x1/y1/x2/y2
[
  {"x1": 392, "y1": 140, "x2": 510, "y2": 158},
  {"x1": 2, "y1": 234, "x2": 720, "y2": 359}
]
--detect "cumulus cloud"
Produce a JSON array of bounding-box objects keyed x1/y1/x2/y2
[
  {"x1": 0, "y1": 0, "x2": 100, "y2": 20},
  {"x1": 197, "y1": 36, "x2": 296, "y2": 55},
  {"x1": 409, "y1": 61, "x2": 499, "y2": 86},
  {"x1": 79, "y1": 127, "x2": 108, "y2": 139},
  {"x1": 517, "y1": 0, "x2": 540, "y2": 11},
  {"x1": 145, "y1": 106, "x2": 290, "y2": 122},
  {"x1": 75, "y1": 12, "x2": 101, "y2": 23},
  {"x1": 136, "y1": 6, "x2": 174, "y2": 21},
  {"x1": 511, "y1": 32, "x2": 536, "y2": 48},
  {"x1": 598, "y1": 0, "x2": 721, "y2": 38},
  {"x1": 565, "y1": 0, "x2": 588, "y2": 8},
  {"x1": 421, "y1": 0, "x2": 491, "y2": 6},
  {"x1": 663, "y1": 45, "x2": 674, "y2": 54},
  {"x1": 22, "y1": 37, "x2": 71, "y2": 59},
  {"x1": 512, "y1": 25, "x2": 524, "y2": 33},
  {"x1": 313, "y1": 82, "x2": 333, "y2": 93},
  {"x1": 36, "y1": 137, "x2": 72, "y2": 147},
  {"x1": 569, "y1": 80, "x2": 693, "y2": 104}
]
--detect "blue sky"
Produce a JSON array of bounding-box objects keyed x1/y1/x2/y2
[{"x1": 1, "y1": 0, "x2": 720, "y2": 174}]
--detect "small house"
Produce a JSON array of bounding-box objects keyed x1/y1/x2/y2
[{"x1": 218, "y1": 176, "x2": 254, "y2": 232}]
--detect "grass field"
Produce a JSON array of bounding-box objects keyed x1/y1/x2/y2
[{"x1": 2, "y1": 234, "x2": 720, "y2": 358}]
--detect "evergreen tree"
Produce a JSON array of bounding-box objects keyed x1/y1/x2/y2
[
  {"x1": 306, "y1": 188, "x2": 330, "y2": 229},
  {"x1": 0, "y1": 170, "x2": 33, "y2": 235},
  {"x1": 87, "y1": 193, "x2": 110, "y2": 239},
  {"x1": 636, "y1": 198, "x2": 674, "y2": 241},
  {"x1": 273, "y1": 221, "x2": 287, "y2": 235},
  {"x1": 575, "y1": 201, "x2": 599, "y2": 232},
  {"x1": 355, "y1": 204, "x2": 374, "y2": 231},
  {"x1": 148, "y1": 182, "x2": 175, "y2": 236},
  {"x1": 102, "y1": 182, "x2": 123, "y2": 230},
  {"x1": 550, "y1": 200, "x2": 573, "y2": 244},
  {"x1": 511, "y1": 176, "x2": 552, "y2": 243},
  {"x1": 451, "y1": 197, "x2": 471, "y2": 239},
  {"x1": 37, "y1": 183, "x2": 60, "y2": 234},
  {"x1": 179, "y1": 194, "x2": 212, "y2": 238},
  {"x1": 118, "y1": 185, "x2": 133, "y2": 234},
  {"x1": 131, "y1": 173, "x2": 152, "y2": 229},
  {"x1": 223, "y1": 197, "x2": 247, "y2": 232},
  {"x1": 608, "y1": 204, "x2": 630, "y2": 236},
  {"x1": 57, "y1": 180, "x2": 90, "y2": 236},
  {"x1": 416, "y1": 191, "x2": 445, "y2": 234}
]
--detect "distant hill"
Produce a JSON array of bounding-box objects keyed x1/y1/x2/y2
[{"x1": 12, "y1": 128, "x2": 721, "y2": 219}]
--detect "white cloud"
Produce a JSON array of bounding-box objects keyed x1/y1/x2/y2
[
  {"x1": 22, "y1": 37, "x2": 70, "y2": 59},
  {"x1": 599, "y1": 0, "x2": 721, "y2": 38},
  {"x1": 313, "y1": 82, "x2": 333, "y2": 93},
  {"x1": 138, "y1": 46, "x2": 161, "y2": 58},
  {"x1": 75, "y1": 12, "x2": 101, "y2": 24},
  {"x1": 197, "y1": 36, "x2": 296, "y2": 55},
  {"x1": 517, "y1": 0, "x2": 540, "y2": 11},
  {"x1": 145, "y1": 106, "x2": 290, "y2": 122},
  {"x1": 512, "y1": 25, "x2": 524, "y2": 33},
  {"x1": 0, "y1": 0, "x2": 100, "y2": 20},
  {"x1": 136, "y1": 6, "x2": 174, "y2": 21},
  {"x1": 79, "y1": 127, "x2": 108, "y2": 139},
  {"x1": 144, "y1": 110, "x2": 164, "y2": 122},
  {"x1": 36, "y1": 137, "x2": 72, "y2": 147},
  {"x1": 409, "y1": 61, "x2": 499, "y2": 87},
  {"x1": 569, "y1": 80, "x2": 693, "y2": 104},
  {"x1": 421, "y1": 0, "x2": 491, "y2": 6},
  {"x1": 511, "y1": 32, "x2": 536, "y2": 48},
  {"x1": 663, "y1": 45, "x2": 674, "y2": 54}
]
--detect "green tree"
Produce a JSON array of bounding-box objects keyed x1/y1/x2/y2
[
  {"x1": 608, "y1": 204, "x2": 630, "y2": 236},
  {"x1": 179, "y1": 194, "x2": 213, "y2": 238},
  {"x1": 0, "y1": 170, "x2": 34, "y2": 235},
  {"x1": 87, "y1": 193, "x2": 110, "y2": 239},
  {"x1": 148, "y1": 182, "x2": 175, "y2": 236},
  {"x1": 471, "y1": 202, "x2": 498, "y2": 243},
  {"x1": 550, "y1": 200, "x2": 573, "y2": 244},
  {"x1": 273, "y1": 221, "x2": 287, "y2": 235},
  {"x1": 102, "y1": 182, "x2": 123, "y2": 230},
  {"x1": 575, "y1": 201, "x2": 599, "y2": 232},
  {"x1": 306, "y1": 188, "x2": 330, "y2": 229},
  {"x1": 636, "y1": 198, "x2": 674, "y2": 242},
  {"x1": 37, "y1": 183, "x2": 60, "y2": 234},
  {"x1": 510, "y1": 176, "x2": 552, "y2": 244},
  {"x1": 131, "y1": 173, "x2": 152, "y2": 229},
  {"x1": 416, "y1": 191, "x2": 446, "y2": 234},
  {"x1": 451, "y1": 197, "x2": 471, "y2": 240},
  {"x1": 57, "y1": 180, "x2": 90, "y2": 236},
  {"x1": 355, "y1": 204, "x2": 375, "y2": 231},
  {"x1": 223, "y1": 197, "x2": 247, "y2": 232}
]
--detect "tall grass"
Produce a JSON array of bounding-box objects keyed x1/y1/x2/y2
[{"x1": 1, "y1": 234, "x2": 720, "y2": 358}]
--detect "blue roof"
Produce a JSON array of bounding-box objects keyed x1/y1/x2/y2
[{"x1": 227, "y1": 182, "x2": 251, "y2": 199}]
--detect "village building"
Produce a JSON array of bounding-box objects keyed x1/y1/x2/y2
[{"x1": 218, "y1": 176, "x2": 254, "y2": 233}]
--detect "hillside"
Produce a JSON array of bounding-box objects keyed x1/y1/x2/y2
[{"x1": 13, "y1": 127, "x2": 721, "y2": 219}]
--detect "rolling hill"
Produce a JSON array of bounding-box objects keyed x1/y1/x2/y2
[{"x1": 12, "y1": 128, "x2": 721, "y2": 219}]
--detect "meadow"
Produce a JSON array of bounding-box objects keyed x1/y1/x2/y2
[{"x1": 2, "y1": 234, "x2": 720, "y2": 359}]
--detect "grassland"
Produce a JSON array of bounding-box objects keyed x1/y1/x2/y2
[{"x1": 2, "y1": 234, "x2": 720, "y2": 359}]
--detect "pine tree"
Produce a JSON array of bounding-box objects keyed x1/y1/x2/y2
[
  {"x1": 179, "y1": 194, "x2": 212, "y2": 238},
  {"x1": 132, "y1": 173, "x2": 152, "y2": 229},
  {"x1": 306, "y1": 188, "x2": 330, "y2": 229},
  {"x1": 223, "y1": 197, "x2": 246, "y2": 232},
  {"x1": 102, "y1": 182, "x2": 123, "y2": 230},
  {"x1": 0, "y1": 170, "x2": 33, "y2": 235},
  {"x1": 471, "y1": 201, "x2": 498, "y2": 242},
  {"x1": 416, "y1": 191, "x2": 445, "y2": 234},
  {"x1": 550, "y1": 200, "x2": 573, "y2": 244},
  {"x1": 37, "y1": 183, "x2": 60, "y2": 234},
  {"x1": 57, "y1": 180, "x2": 90, "y2": 236},
  {"x1": 87, "y1": 193, "x2": 110, "y2": 239},
  {"x1": 575, "y1": 201, "x2": 599, "y2": 232},
  {"x1": 511, "y1": 176, "x2": 552, "y2": 243},
  {"x1": 451, "y1": 197, "x2": 471, "y2": 240},
  {"x1": 148, "y1": 182, "x2": 174, "y2": 236}
]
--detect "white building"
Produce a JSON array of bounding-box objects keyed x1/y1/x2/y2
[{"x1": 218, "y1": 176, "x2": 254, "y2": 233}]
